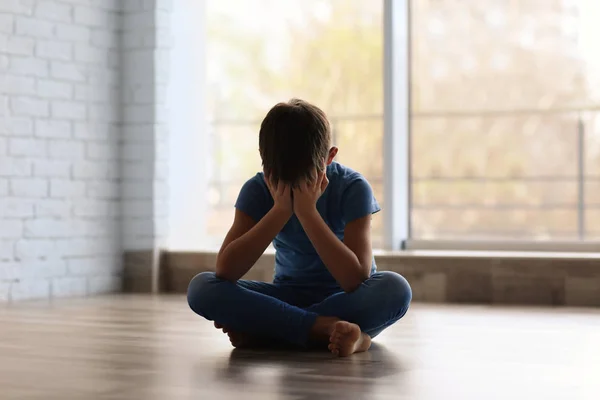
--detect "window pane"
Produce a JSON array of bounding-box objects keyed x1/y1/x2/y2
[
  {"x1": 206, "y1": 0, "x2": 383, "y2": 246},
  {"x1": 410, "y1": 0, "x2": 600, "y2": 241},
  {"x1": 332, "y1": 117, "x2": 385, "y2": 248},
  {"x1": 585, "y1": 113, "x2": 600, "y2": 238},
  {"x1": 585, "y1": 181, "x2": 600, "y2": 238},
  {"x1": 587, "y1": 210, "x2": 600, "y2": 238},
  {"x1": 585, "y1": 181, "x2": 600, "y2": 207},
  {"x1": 412, "y1": 209, "x2": 579, "y2": 240},
  {"x1": 585, "y1": 113, "x2": 600, "y2": 177},
  {"x1": 413, "y1": 180, "x2": 578, "y2": 209}
]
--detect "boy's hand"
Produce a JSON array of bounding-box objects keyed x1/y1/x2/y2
[
  {"x1": 293, "y1": 170, "x2": 328, "y2": 217},
  {"x1": 264, "y1": 174, "x2": 293, "y2": 216}
]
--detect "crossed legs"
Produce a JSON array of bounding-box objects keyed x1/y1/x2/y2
[{"x1": 187, "y1": 271, "x2": 412, "y2": 356}]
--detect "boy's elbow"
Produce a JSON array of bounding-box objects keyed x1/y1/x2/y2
[
  {"x1": 341, "y1": 274, "x2": 369, "y2": 293},
  {"x1": 342, "y1": 284, "x2": 360, "y2": 293},
  {"x1": 215, "y1": 256, "x2": 238, "y2": 282},
  {"x1": 214, "y1": 267, "x2": 238, "y2": 283}
]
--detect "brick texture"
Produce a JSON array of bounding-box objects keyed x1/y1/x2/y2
[
  {"x1": 0, "y1": 0, "x2": 134, "y2": 302},
  {"x1": 121, "y1": 0, "x2": 169, "y2": 252}
]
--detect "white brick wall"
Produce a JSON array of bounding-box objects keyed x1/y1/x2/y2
[
  {"x1": 35, "y1": 1, "x2": 72, "y2": 23},
  {"x1": 11, "y1": 178, "x2": 49, "y2": 197},
  {"x1": 35, "y1": 119, "x2": 70, "y2": 138},
  {"x1": 9, "y1": 137, "x2": 46, "y2": 156},
  {"x1": 36, "y1": 39, "x2": 72, "y2": 61},
  {"x1": 121, "y1": 0, "x2": 169, "y2": 252},
  {"x1": 0, "y1": 0, "x2": 126, "y2": 302},
  {"x1": 0, "y1": 179, "x2": 8, "y2": 196},
  {"x1": 37, "y1": 80, "x2": 73, "y2": 99},
  {"x1": 8, "y1": 56, "x2": 49, "y2": 77}
]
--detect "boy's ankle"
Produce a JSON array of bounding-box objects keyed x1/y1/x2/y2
[{"x1": 309, "y1": 316, "x2": 340, "y2": 341}]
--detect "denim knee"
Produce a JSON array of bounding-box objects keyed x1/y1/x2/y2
[
  {"x1": 372, "y1": 271, "x2": 412, "y2": 316},
  {"x1": 187, "y1": 271, "x2": 220, "y2": 316}
]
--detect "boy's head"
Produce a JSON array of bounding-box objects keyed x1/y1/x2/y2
[{"x1": 259, "y1": 99, "x2": 338, "y2": 185}]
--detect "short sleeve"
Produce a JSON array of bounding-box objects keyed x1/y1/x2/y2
[
  {"x1": 234, "y1": 175, "x2": 270, "y2": 222},
  {"x1": 341, "y1": 176, "x2": 381, "y2": 223}
]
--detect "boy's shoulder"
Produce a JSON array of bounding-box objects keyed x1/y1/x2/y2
[
  {"x1": 245, "y1": 171, "x2": 267, "y2": 186},
  {"x1": 327, "y1": 161, "x2": 362, "y2": 179},
  {"x1": 327, "y1": 162, "x2": 372, "y2": 191},
  {"x1": 235, "y1": 172, "x2": 270, "y2": 222},
  {"x1": 327, "y1": 162, "x2": 380, "y2": 222},
  {"x1": 240, "y1": 171, "x2": 269, "y2": 197}
]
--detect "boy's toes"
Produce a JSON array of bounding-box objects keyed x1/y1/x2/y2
[{"x1": 328, "y1": 336, "x2": 341, "y2": 355}]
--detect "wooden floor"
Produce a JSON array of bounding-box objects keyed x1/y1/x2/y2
[{"x1": 1, "y1": 296, "x2": 599, "y2": 400}]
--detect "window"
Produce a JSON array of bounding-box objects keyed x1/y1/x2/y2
[
  {"x1": 410, "y1": 0, "x2": 600, "y2": 242},
  {"x1": 206, "y1": 0, "x2": 384, "y2": 248},
  {"x1": 190, "y1": 0, "x2": 600, "y2": 251}
]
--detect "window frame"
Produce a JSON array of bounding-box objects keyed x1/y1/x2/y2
[{"x1": 383, "y1": 0, "x2": 411, "y2": 251}]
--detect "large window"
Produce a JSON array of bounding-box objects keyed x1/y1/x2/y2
[
  {"x1": 201, "y1": 0, "x2": 600, "y2": 250},
  {"x1": 410, "y1": 0, "x2": 600, "y2": 242}
]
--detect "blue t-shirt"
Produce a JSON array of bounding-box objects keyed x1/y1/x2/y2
[{"x1": 234, "y1": 162, "x2": 380, "y2": 288}]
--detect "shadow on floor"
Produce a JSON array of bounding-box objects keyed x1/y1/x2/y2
[{"x1": 210, "y1": 342, "x2": 407, "y2": 399}]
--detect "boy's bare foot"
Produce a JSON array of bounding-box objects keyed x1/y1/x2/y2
[
  {"x1": 226, "y1": 331, "x2": 255, "y2": 348},
  {"x1": 214, "y1": 322, "x2": 261, "y2": 348},
  {"x1": 328, "y1": 321, "x2": 371, "y2": 357}
]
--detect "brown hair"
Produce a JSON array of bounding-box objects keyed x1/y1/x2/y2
[{"x1": 259, "y1": 99, "x2": 331, "y2": 185}]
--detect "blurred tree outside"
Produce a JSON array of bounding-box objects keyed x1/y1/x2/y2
[{"x1": 411, "y1": 0, "x2": 600, "y2": 239}]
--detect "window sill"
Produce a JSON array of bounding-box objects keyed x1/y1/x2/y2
[
  {"x1": 157, "y1": 249, "x2": 600, "y2": 307},
  {"x1": 404, "y1": 239, "x2": 600, "y2": 253},
  {"x1": 373, "y1": 249, "x2": 600, "y2": 260},
  {"x1": 166, "y1": 248, "x2": 600, "y2": 260}
]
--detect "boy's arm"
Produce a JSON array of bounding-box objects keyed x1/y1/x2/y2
[
  {"x1": 216, "y1": 178, "x2": 292, "y2": 282},
  {"x1": 296, "y1": 210, "x2": 372, "y2": 293},
  {"x1": 216, "y1": 207, "x2": 290, "y2": 281},
  {"x1": 294, "y1": 172, "x2": 373, "y2": 293}
]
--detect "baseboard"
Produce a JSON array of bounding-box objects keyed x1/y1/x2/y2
[
  {"x1": 159, "y1": 250, "x2": 600, "y2": 307},
  {"x1": 123, "y1": 250, "x2": 167, "y2": 293}
]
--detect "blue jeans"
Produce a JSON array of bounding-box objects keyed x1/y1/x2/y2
[{"x1": 187, "y1": 271, "x2": 412, "y2": 346}]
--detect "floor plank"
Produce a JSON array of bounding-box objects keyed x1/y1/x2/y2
[{"x1": 0, "y1": 295, "x2": 599, "y2": 399}]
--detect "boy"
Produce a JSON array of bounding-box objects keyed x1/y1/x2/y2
[{"x1": 187, "y1": 99, "x2": 411, "y2": 356}]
